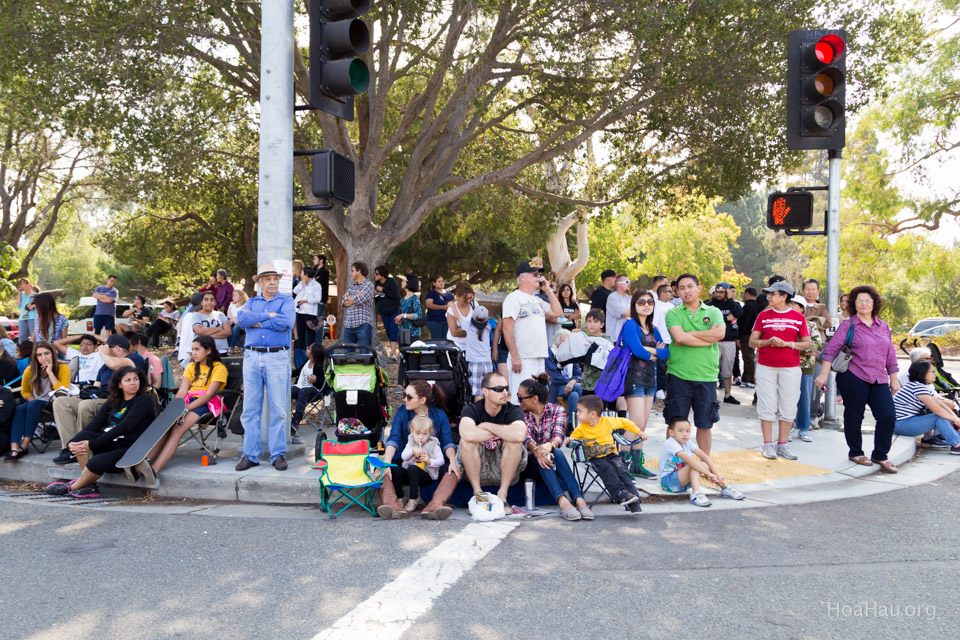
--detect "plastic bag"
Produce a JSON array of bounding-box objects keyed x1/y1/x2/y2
[{"x1": 467, "y1": 493, "x2": 506, "y2": 521}]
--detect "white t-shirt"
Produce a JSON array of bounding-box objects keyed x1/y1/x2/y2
[
  {"x1": 605, "y1": 292, "x2": 631, "y2": 340},
  {"x1": 659, "y1": 436, "x2": 697, "y2": 477},
  {"x1": 178, "y1": 310, "x2": 229, "y2": 362},
  {"x1": 464, "y1": 322, "x2": 492, "y2": 364},
  {"x1": 445, "y1": 303, "x2": 473, "y2": 351},
  {"x1": 653, "y1": 300, "x2": 672, "y2": 345},
  {"x1": 65, "y1": 348, "x2": 105, "y2": 384},
  {"x1": 295, "y1": 362, "x2": 315, "y2": 389},
  {"x1": 502, "y1": 290, "x2": 551, "y2": 360}
]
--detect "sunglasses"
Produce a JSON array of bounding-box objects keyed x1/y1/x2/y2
[
  {"x1": 403, "y1": 393, "x2": 419, "y2": 401},
  {"x1": 635, "y1": 299, "x2": 655, "y2": 306},
  {"x1": 516, "y1": 393, "x2": 535, "y2": 401},
  {"x1": 484, "y1": 385, "x2": 509, "y2": 393}
]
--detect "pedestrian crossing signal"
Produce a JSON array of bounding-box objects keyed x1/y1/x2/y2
[{"x1": 767, "y1": 191, "x2": 814, "y2": 230}]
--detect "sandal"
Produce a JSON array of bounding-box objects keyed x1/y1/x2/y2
[{"x1": 3, "y1": 449, "x2": 26, "y2": 463}]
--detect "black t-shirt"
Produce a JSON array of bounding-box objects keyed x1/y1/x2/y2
[
  {"x1": 707, "y1": 298, "x2": 742, "y2": 342},
  {"x1": 377, "y1": 276, "x2": 402, "y2": 315},
  {"x1": 739, "y1": 299, "x2": 759, "y2": 339},
  {"x1": 86, "y1": 393, "x2": 155, "y2": 450},
  {"x1": 316, "y1": 266, "x2": 330, "y2": 303},
  {"x1": 0, "y1": 358, "x2": 20, "y2": 386},
  {"x1": 590, "y1": 286, "x2": 612, "y2": 311},
  {"x1": 461, "y1": 400, "x2": 524, "y2": 426}
]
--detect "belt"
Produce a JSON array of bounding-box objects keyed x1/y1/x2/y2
[{"x1": 244, "y1": 346, "x2": 289, "y2": 353}]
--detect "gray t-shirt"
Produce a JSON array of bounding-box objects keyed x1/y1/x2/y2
[{"x1": 94, "y1": 286, "x2": 118, "y2": 316}]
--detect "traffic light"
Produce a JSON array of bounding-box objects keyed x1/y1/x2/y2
[
  {"x1": 312, "y1": 149, "x2": 355, "y2": 206},
  {"x1": 309, "y1": 0, "x2": 371, "y2": 121},
  {"x1": 766, "y1": 191, "x2": 814, "y2": 230},
  {"x1": 786, "y1": 30, "x2": 846, "y2": 150}
]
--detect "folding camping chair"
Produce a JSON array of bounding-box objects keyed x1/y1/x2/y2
[
  {"x1": 303, "y1": 393, "x2": 333, "y2": 432},
  {"x1": 570, "y1": 431, "x2": 644, "y2": 508},
  {"x1": 311, "y1": 439, "x2": 394, "y2": 519}
]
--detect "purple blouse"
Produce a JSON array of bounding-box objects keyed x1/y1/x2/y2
[{"x1": 822, "y1": 316, "x2": 898, "y2": 384}]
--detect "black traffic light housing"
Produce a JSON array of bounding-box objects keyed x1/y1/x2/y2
[
  {"x1": 786, "y1": 29, "x2": 846, "y2": 150},
  {"x1": 312, "y1": 149, "x2": 355, "y2": 206},
  {"x1": 309, "y1": 0, "x2": 371, "y2": 121},
  {"x1": 767, "y1": 191, "x2": 815, "y2": 232}
]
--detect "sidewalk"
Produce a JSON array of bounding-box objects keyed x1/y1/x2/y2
[{"x1": 2, "y1": 384, "x2": 958, "y2": 514}]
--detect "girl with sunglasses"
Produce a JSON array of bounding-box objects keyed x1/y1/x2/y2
[{"x1": 618, "y1": 290, "x2": 670, "y2": 478}]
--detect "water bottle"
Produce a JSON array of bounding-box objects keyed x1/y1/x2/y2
[{"x1": 524, "y1": 479, "x2": 535, "y2": 510}]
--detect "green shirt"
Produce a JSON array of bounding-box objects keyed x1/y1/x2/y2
[{"x1": 665, "y1": 302, "x2": 724, "y2": 382}]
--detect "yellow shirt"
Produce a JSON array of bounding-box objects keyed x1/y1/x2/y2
[
  {"x1": 20, "y1": 364, "x2": 71, "y2": 401},
  {"x1": 570, "y1": 417, "x2": 639, "y2": 458},
  {"x1": 183, "y1": 361, "x2": 228, "y2": 394}
]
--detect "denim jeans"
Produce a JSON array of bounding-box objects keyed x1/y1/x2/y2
[
  {"x1": 229, "y1": 324, "x2": 244, "y2": 349},
  {"x1": 18, "y1": 318, "x2": 35, "y2": 344},
  {"x1": 380, "y1": 312, "x2": 399, "y2": 342},
  {"x1": 342, "y1": 323, "x2": 373, "y2": 347},
  {"x1": 795, "y1": 373, "x2": 815, "y2": 433},
  {"x1": 835, "y1": 371, "x2": 896, "y2": 461},
  {"x1": 11, "y1": 399, "x2": 49, "y2": 442},
  {"x1": 426, "y1": 320, "x2": 447, "y2": 342},
  {"x1": 559, "y1": 383, "x2": 581, "y2": 430},
  {"x1": 895, "y1": 414, "x2": 960, "y2": 446},
  {"x1": 537, "y1": 451, "x2": 584, "y2": 503},
  {"x1": 240, "y1": 349, "x2": 290, "y2": 462}
]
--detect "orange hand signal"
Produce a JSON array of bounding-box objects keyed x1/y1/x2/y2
[{"x1": 772, "y1": 197, "x2": 791, "y2": 225}]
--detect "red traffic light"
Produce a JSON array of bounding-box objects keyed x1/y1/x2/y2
[
  {"x1": 814, "y1": 35, "x2": 846, "y2": 64},
  {"x1": 767, "y1": 191, "x2": 814, "y2": 230}
]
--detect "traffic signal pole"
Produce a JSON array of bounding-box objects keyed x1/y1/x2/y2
[
  {"x1": 821, "y1": 149, "x2": 843, "y2": 430},
  {"x1": 256, "y1": 0, "x2": 294, "y2": 450}
]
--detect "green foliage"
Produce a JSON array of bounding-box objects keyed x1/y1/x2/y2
[
  {"x1": 716, "y1": 192, "x2": 779, "y2": 289},
  {"x1": 0, "y1": 244, "x2": 21, "y2": 298},
  {"x1": 576, "y1": 213, "x2": 643, "y2": 292}
]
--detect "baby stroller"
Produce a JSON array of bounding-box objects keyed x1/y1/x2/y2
[
  {"x1": 398, "y1": 339, "x2": 470, "y2": 421},
  {"x1": 317, "y1": 344, "x2": 389, "y2": 461},
  {"x1": 925, "y1": 343, "x2": 960, "y2": 407}
]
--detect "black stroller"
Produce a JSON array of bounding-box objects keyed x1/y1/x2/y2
[{"x1": 399, "y1": 340, "x2": 471, "y2": 423}]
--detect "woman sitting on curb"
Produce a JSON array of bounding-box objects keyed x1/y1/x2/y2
[
  {"x1": 517, "y1": 373, "x2": 593, "y2": 521},
  {"x1": 5, "y1": 340, "x2": 70, "y2": 462},
  {"x1": 45, "y1": 366, "x2": 154, "y2": 498},
  {"x1": 893, "y1": 360, "x2": 960, "y2": 455},
  {"x1": 378, "y1": 380, "x2": 459, "y2": 520}
]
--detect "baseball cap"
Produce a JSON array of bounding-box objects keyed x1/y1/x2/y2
[
  {"x1": 790, "y1": 295, "x2": 809, "y2": 307},
  {"x1": 516, "y1": 258, "x2": 544, "y2": 277},
  {"x1": 762, "y1": 281, "x2": 795, "y2": 297},
  {"x1": 106, "y1": 334, "x2": 130, "y2": 350},
  {"x1": 471, "y1": 306, "x2": 490, "y2": 328},
  {"x1": 600, "y1": 269, "x2": 616, "y2": 280},
  {"x1": 716, "y1": 282, "x2": 732, "y2": 290}
]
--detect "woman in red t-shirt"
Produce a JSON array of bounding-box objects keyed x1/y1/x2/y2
[{"x1": 749, "y1": 282, "x2": 811, "y2": 462}]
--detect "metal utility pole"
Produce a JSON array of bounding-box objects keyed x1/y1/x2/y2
[
  {"x1": 821, "y1": 149, "x2": 843, "y2": 430},
  {"x1": 256, "y1": 0, "x2": 294, "y2": 450}
]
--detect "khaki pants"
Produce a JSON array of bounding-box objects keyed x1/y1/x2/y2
[{"x1": 52, "y1": 396, "x2": 106, "y2": 444}]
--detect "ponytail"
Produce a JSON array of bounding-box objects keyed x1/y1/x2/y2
[{"x1": 409, "y1": 378, "x2": 447, "y2": 413}]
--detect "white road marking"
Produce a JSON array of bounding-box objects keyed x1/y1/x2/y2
[{"x1": 311, "y1": 520, "x2": 519, "y2": 640}]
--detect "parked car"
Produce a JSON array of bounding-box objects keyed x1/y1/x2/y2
[
  {"x1": 907, "y1": 317, "x2": 960, "y2": 339},
  {"x1": 67, "y1": 297, "x2": 157, "y2": 336},
  {"x1": 0, "y1": 316, "x2": 19, "y2": 340}
]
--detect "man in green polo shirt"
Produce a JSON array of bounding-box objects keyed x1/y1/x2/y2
[{"x1": 665, "y1": 273, "x2": 726, "y2": 454}]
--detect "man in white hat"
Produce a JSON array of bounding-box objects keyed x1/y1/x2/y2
[{"x1": 235, "y1": 263, "x2": 296, "y2": 471}]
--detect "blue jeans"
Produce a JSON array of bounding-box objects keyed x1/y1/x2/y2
[
  {"x1": 426, "y1": 320, "x2": 447, "y2": 342},
  {"x1": 240, "y1": 350, "x2": 290, "y2": 462},
  {"x1": 795, "y1": 373, "x2": 814, "y2": 433},
  {"x1": 11, "y1": 399, "x2": 49, "y2": 443},
  {"x1": 342, "y1": 323, "x2": 373, "y2": 347},
  {"x1": 229, "y1": 324, "x2": 244, "y2": 349},
  {"x1": 381, "y1": 312, "x2": 399, "y2": 342},
  {"x1": 550, "y1": 383, "x2": 581, "y2": 430},
  {"x1": 895, "y1": 414, "x2": 960, "y2": 446},
  {"x1": 18, "y1": 318, "x2": 35, "y2": 344},
  {"x1": 537, "y1": 451, "x2": 584, "y2": 503}
]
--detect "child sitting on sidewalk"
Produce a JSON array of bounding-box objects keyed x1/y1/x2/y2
[
  {"x1": 565, "y1": 395, "x2": 645, "y2": 513},
  {"x1": 659, "y1": 417, "x2": 745, "y2": 507},
  {"x1": 400, "y1": 415, "x2": 445, "y2": 512}
]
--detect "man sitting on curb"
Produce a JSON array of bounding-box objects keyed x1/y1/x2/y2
[
  {"x1": 51, "y1": 334, "x2": 146, "y2": 464},
  {"x1": 457, "y1": 371, "x2": 528, "y2": 508}
]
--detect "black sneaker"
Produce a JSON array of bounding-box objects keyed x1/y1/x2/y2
[
  {"x1": 618, "y1": 490, "x2": 639, "y2": 506},
  {"x1": 52, "y1": 449, "x2": 77, "y2": 465},
  {"x1": 752, "y1": 394, "x2": 758, "y2": 406},
  {"x1": 626, "y1": 500, "x2": 642, "y2": 513},
  {"x1": 723, "y1": 395, "x2": 741, "y2": 405},
  {"x1": 951, "y1": 445, "x2": 960, "y2": 455},
  {"x1": 920, "y1": 436, "x2": 950, "y2": 450},
  {"x1": 45, "y1": 481, "x2": 72, "y2": 496}
]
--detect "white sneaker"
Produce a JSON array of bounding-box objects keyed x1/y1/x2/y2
[
  {"x1": 762, "y1": 443, "x2": 777, "y2": 459},
  {"x1": 720, "y1": 486, "x2": 745, "y2": 500},
  {"x1": 798, "y1": 431, "x2": 813, "y2": 442},
  {"x1": 690, "y1": 492, "x2": 712, "y2": 507},
  {"x1": 777, "y1": 443, "x2": 798, "y2": 460},
  {"x1": 655, "y1": 390, "x2": 666, "y2": 401}
]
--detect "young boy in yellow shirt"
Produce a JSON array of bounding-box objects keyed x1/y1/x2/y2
[{"x1": 566, "y1": 395, "x2": 646, "y2": 513}]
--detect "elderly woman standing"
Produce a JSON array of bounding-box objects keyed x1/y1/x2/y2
[{"x1": 815, "y1": 285, "x2": 900, "y2": 473}]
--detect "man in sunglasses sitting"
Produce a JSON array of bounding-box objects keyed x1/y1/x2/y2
[{"x1": 457, "y1": 372, "x2": 528, "y2": 509}]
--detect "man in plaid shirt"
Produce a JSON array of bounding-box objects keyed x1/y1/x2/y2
[{"x1": 341, "y1": 261, "x2": 376, "y2": 346}]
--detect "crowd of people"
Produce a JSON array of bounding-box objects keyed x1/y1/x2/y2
[{"x1": 4, "y1": 254, "x2": 956, "y2": 515}]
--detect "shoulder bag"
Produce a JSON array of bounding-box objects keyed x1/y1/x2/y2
[
  {"x1": 594, "y1": 324, "x2": 631, "y2": 402},
  {"x1": 829, "y1": 322, "x2": 856, "y2": 374}
]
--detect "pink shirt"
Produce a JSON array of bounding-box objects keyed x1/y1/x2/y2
[{"x1": 822, "y1": 316, "x2": 898, "y2": 384}]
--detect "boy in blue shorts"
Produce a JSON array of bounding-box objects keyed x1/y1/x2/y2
[{"x1": 659, "y1": 417, "x2": 745, "y2": 507}]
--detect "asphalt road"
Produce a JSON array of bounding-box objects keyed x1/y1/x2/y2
[{"x1": 1, "y1": 467, "x2": 957, "y2": 640}]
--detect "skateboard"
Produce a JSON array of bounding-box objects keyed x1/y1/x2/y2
[{"x1": 116, "y1": 398, "x2": 186, "y2": 486}]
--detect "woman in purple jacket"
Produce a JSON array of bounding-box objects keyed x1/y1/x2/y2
[{"x1": 815, "y1": 286, "x2": 900, "y2": 473}]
